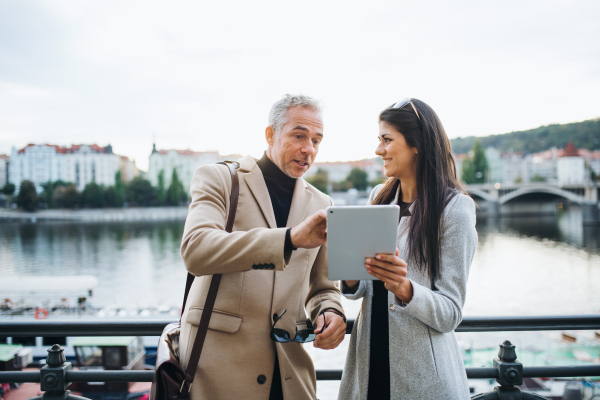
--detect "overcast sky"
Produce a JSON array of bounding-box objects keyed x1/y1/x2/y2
[{"x1": 1, "y1": 0, "x2": 599, "y2": 171}]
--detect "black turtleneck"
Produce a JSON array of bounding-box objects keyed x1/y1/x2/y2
[{"x1": 257, "y1": 152, "x2": 297, "y2": 228}]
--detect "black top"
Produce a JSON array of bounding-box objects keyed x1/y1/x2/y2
[
  {"x1": 367, "y1": 200, "x2": 412, "y2": 400},
  {"x1": 256, "y1": 152, "x2": 296, "y2": 400},
  {"x1": 257, "y1": 152, "x2": 297, "y2": 228}
]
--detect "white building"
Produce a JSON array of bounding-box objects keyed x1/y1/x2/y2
[
  {"x1": 147, "y1": 144, "x2": 241, "y2": 192},
  {"x1": 0, "y1": 155, "x2": 8, "y2": 188},
  {"x1": 557, "y1": 142, "x2": 585, "y2": 184},
  {"x1": 304, "y1": 158, "x2": 384, "y2": 183},
  {"x1": 557, "y1": 157, "x2": 585, "y2": 184},
  {"x1": 530, "y1": 148, "x2": 558, "y2": 183},
  {"x1": 484, "y1": 147, "x2": 503, "y2": 183},
  {"x1": 9, "y1": 144, "x2": 121, "y2": 193},
  {"x1": 502, "y1": 153, "x2": 531, "y2": 184}
]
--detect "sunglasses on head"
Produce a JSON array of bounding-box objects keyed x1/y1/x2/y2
[
  {"x1": 392, "y1": 98, "x2": 421, "y2": 122},
  {"x1": 270, "y1": 309, "x2": 328, "y2": 343}
]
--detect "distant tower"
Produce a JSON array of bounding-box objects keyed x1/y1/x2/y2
[
  {"x1": 152, "y1": 143, "x2": 158, "y2": 154},
  {"x1": 105, "y1": 144, "x2": 113, "y2": 154}
]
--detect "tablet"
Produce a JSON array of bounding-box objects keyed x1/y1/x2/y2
[{"x1": 327, "y1": 205, "x2": 400, "y2": 281}]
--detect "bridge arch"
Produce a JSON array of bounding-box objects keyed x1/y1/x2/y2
[
  {"x1": 498, "y1": 186, "x2": 586, "y2": 205},
  {"x1": 467, "y1": 188, "x2": 494, "y2": 202}
]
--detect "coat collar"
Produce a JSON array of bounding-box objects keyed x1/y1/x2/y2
[{"x1": 239, "y1": 154, "x2": 313, "y2": 229}]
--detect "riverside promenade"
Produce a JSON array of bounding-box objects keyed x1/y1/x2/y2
[{"x1": 0, "y1": 207, "x2": 189, "y2": 222}]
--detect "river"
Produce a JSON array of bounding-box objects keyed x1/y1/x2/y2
[{"x1": 1, "y1": 206, "x2": 599, "y2": 398}]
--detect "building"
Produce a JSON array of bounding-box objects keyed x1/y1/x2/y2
[
  {"x1": 119, "y1": 156, "x2": 140, "y2": 183},
  {"x1": 484, "y1": 147, "x2": 503, "y2": 183},
  {"x1": 304, "y1": 158, "x2": 384, "y2": 183},
  {"x1": 502, "y1": 152, "x2": 531, "y2": 184},
  {"x1": 147, "y1": 144, "x2": 242, "y2": 193},
  {"x1": 529, "y1": 147, "x2": 558, "y2": 183},
  {"x1": 557, "y1": 142, "x2": 585, "y2": 184},
  {"x1": 9, "y1": 144, "x2": 121, "y2": 193},
  {"x1": 0, "y1": 155, "x2": 8, "y2": 188}
]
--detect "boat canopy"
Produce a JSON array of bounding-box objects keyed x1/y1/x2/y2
[
  {"x1": 0, "y1": 344, "x2": 23, "y2": 362},
  {"x1": 1, "y1": 276, "x2": 98, "y2": 294},
  {"x1": 70, "y1": 337, "x2": 137, "y2": 347}
]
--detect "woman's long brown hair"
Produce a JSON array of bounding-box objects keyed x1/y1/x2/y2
[{"x1": 373, "y1": 99, "x2": 466, "y2": 283}]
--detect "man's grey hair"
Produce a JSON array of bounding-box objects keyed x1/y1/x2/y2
[{"x1": 268, "y1": 94, "x2": 323, "y2": 135}]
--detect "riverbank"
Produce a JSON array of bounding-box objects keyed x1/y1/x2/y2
[{"x1": 0, "y1": 207, "x2": 188, "y2": 222}]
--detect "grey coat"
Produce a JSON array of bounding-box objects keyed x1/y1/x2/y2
[{"x1": 338, "y1": 185, "x2": 478, "y2": 400}]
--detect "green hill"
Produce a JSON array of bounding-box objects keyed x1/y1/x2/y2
[{"x1": 450, "y1": 118, "x2": 600, "y2": 154}]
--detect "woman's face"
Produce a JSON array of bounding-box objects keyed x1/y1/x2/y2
[{"x1": 376, "y1": 121, "x2": 418, "y2": 181}]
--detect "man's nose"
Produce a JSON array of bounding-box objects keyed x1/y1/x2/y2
[{"x1": 301, "y1": 140, "x2": 315, "y2": 155}]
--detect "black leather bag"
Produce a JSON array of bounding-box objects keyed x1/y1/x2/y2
[{"x1": 150, "y1": 161, "x2": 239, "y2": 400}]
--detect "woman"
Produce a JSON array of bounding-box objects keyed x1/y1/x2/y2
[{"x1": 339, "y1": 99, "x2": 477, "y2": 400}]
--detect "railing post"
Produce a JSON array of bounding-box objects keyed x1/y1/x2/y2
[
  {"x1": 28, "y1": 344, "x2": 90, "y2": 400},
  {"x1": 472, "y1": 340, "x2": 548, "y2": 399}
]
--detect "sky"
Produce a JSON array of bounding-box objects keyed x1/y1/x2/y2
[{"x1": 1, "y1": 0, "x2": 599, "y2": 171}]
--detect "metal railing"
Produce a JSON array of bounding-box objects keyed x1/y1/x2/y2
[{"x1": 1, "y1": 315, "x2": 600, "y2": 399}]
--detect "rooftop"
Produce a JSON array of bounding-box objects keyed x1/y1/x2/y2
[{"x1": 18, "y1": 144, "x2": 110, "y2": 155}]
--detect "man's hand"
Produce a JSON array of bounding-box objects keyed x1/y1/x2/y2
[
  {"x1": 290, "y1": 210, "x2": 327, "y2": 249},
  {"x1": 313, "y1": 311, "x2": 346, "y2": 350}
]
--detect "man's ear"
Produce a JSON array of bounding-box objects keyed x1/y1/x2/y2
[{"x1": 265, "y1": 126, "x2": 276, "y2": 146}]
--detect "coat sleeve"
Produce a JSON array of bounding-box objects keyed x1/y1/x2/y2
[
  {"x1": 305, "y1": 196, "x2": 345, "y2": 326},
  {"x1": 180, "y1": 164, "x2": 290, "y2": 276},
  {"x1": 397, "y1": 194, "x2": 477, "y2": 333}
]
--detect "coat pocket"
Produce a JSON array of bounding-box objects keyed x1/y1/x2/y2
[
  {"x1": 185, "y1": 307, "x2": 243, "y2": 333},
  {"x1": 427, "y1": 327, "x2": 439, "y2": 376}
]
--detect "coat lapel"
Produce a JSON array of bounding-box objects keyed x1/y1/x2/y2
[
  {"x1": 286, "y1": 178, "x2": 313, "y2": 228},
  {"x1": 241, "y1": 156, "x2": 277, "y2": 229}
]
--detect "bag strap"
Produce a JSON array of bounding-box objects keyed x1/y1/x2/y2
[{"x1": 180, "y1": 161, "x2": 239, "y2": 394}]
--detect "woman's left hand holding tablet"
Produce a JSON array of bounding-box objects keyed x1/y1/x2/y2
[{"x1": 365, "y1": 248, "x2": 413, "y2": 304}]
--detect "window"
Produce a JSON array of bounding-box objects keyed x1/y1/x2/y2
[
  {"x1": 12, "y1": 337, "x2": 36, "y2": 346},
  {"x1": 75, "y1": 346, "x2": 103, "y2": 367},
  {"x1": 43, "y1": 337, "x2": 67, "y2": 346},
  {"x1": 105, "y1": 347, "x2": 121, "y2": 367}
]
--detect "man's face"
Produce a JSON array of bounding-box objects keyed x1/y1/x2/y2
[{"x1": 266, "y1": 106, "x2": 323, "y2": 178}]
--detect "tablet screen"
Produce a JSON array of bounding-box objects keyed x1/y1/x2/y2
[{"x1": 327, "y1": 205, "x2": 399, "y2": 280}]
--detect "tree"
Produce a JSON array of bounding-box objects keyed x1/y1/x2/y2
[
  {"x1": 53, "y1": 184, "x2": 81, "y2": 209},
  {"x1": 17, "y1": 180, "x2": 38, "y2": 212},
  {"x1": 167, "y1": 168, "x2": 187, "y2": 206},
  {"x1": 127, "y1": 176, "x2": 156, "y2": 206},
  {"x1": 306, "y1": 168, "x2": 329, "y2": 194},
  {"x1": 2, "y1": 183, "x2": 15, "y2": 206},
  {"x1": 114, "y1": 170, "x2": 126, "y2": 207},
  {"x1": 157, "y1": 169, "x2": 166, "y2": 205},
  {"x1": 41, "y1": 181, "x2": 54, "y2": 208},
  {"x1": 345, "y1": 167, "x2": 369, "y2": 191},
  {"x1": 104, "y1": 186, "x2": 117, "y2": 207},
  {"x1": 82, "y1": 182, "x2": 104, "y2": 208},
  {"x1": 2, "y1": 183, "x2": 15, "y2": 196},
  {"x1": 462, "y1": 140, "x2": 488, "y2": 184},
  {"x1": 530, "y1": 174, "x2": 546, "y2": 183}
]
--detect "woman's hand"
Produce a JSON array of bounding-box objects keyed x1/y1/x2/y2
[{"x1": 365, "y1": 248, "x2": 413, "y2": 304}]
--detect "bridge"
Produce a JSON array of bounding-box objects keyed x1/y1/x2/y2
[{"x1": 464, "y1": 182, "x2": 600, "y2": 224}]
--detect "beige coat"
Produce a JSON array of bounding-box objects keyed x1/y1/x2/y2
[{"x1": 179, "y1": 154, "x2": 344, "y2": 400}]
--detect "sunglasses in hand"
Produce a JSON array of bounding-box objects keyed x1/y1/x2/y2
[{"x1": 270, "y1": 308, "x2": 329, "y2": 343}]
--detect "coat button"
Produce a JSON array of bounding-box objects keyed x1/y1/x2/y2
[
  {"x1": 389, "y1": 304, "x2": 396, "y2": 311},
  {"x1": 257, "y1": 375, "x2": 266, "y2": 384}
]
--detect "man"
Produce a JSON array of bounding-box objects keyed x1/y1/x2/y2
[{"x1": 180, "y1": 94, "x2": 347, "y2": 400}]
